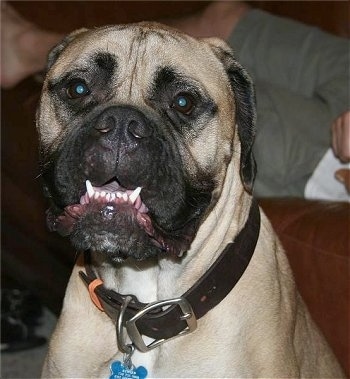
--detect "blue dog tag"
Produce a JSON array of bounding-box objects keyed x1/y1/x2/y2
[{"x1": 109, "y1": 361, "x2": 148, "y2": 379}]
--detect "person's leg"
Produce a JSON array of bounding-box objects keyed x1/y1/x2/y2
[{"x1": 1, "y1": 2, "x2": 63, "y2": 88}]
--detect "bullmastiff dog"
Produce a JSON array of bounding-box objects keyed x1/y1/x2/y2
[{"x1": 37, "y1": 23, "x2": 344, "y2": 378}]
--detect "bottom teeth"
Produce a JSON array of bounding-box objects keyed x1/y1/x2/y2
[{"x1": 84, "y1": 180, "x2": 142, "y2": 206}]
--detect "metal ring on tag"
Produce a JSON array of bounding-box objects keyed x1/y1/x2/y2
[
  {"x1": 123, "y1": 344, "x2": 135, "y2": 370},
  {"x1": 116, "y1": 295, "x2": 134, "y2": 354}
]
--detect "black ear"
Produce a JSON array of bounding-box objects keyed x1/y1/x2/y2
[
  {"x1": 226, "y1": 57, "x2": 257, "y2": 193},
  {"x1": 46, "y1": 28, "x2": 88, "y2": 71},
  {"x1": 205, "y1": 38, "x2": 257, "y2": 194}
]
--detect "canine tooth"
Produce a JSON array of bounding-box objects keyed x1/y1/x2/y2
[
  {"x1": 129, "y1": 187, "x2": 142, "y2": 204},
  {"x1": 122, "y1": 193, "x2": 128, "y2": 201},
  {"x1": 86, "y1": 180, "x2": 94, "y2": 198}
]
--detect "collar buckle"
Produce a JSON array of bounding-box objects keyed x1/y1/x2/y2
[{"x1": 126, "y1": 297, "x2": 197, "y2": 352}]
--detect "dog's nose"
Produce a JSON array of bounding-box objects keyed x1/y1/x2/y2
[{"x1": 94, "y1": 106, "x2": 153, "y2": 139}]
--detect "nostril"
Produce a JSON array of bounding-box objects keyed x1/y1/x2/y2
[
  {"x1": 128, "y1": 120, "x2": 152, "y2": 139},
  {"x1": 95, "y1": 116, "x2": 115, "y2": 133},
  {"x1": 94, "y1": 107, "x2": 153, "y2": 139}
]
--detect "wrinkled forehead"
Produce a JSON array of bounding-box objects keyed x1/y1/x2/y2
[{"x1": 48, "y1": 23, "x2": 228, "y2": 93}]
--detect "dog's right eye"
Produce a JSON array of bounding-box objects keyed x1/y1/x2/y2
[{"x1": 66, "y1": 80, "x2": 90, "y2": 99}]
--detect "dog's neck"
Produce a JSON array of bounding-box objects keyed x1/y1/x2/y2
[{"x1": 90, "y1": 255, "x2": 161, "y2": 303}]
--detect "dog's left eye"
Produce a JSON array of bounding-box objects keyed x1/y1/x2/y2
[
  {"x1": 66, "y1": 80, "x2": 90, "y2": 99},
  {"x1": 172, "y1": 93, "x2": 195, "y2": 115}
]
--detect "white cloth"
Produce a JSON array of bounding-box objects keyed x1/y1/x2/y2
[{"x1": 305, "y1": 148, "x2": 350, "y2": 202}]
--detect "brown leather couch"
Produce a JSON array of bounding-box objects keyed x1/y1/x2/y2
[{"x1": 2, "y1": 1, "x2": 349, "y2": 374}]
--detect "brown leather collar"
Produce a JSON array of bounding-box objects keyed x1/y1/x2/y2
[{"x1": 79, "y1": 198, "x2": 260, "y2": 347}]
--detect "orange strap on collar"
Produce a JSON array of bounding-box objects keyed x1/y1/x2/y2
[{"x1": 88, "y1": 278, "x2": 104, "y2": 311}]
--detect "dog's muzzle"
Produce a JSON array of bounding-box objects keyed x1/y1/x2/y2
[{"x1": 44, "y1": 104, "x2": 210, "y2": 261}]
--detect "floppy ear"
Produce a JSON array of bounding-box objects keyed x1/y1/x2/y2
[
  {"x1": 205, "y1": 38, "x2": 257, "y2": 194},
  {"x1": 46, "y1": 28, "x2": 88, "y2": 71}
]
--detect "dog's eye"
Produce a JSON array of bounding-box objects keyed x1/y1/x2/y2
[
  {"x1": 66, "y1": 80, "x2": 90, "y2": 99},
  {"x1": 172, "y1": 93, "x2": 195, "y2": 115}
]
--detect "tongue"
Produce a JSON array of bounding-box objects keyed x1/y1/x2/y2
[{"x1": 90, "y1": 180, "x2": 123, "y2": 193}]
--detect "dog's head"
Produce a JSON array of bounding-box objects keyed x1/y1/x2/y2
[{"x1": 37, "y1": 23, "x2": 256, "y2": 262}]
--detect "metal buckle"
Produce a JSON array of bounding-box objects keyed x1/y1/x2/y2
[{"x1": 126, "y1": 297, "x2": 197, "y2": 352}]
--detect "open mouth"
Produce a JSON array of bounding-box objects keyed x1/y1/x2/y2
[
  {"x1": 47, "y1": 179, "x2": 153, "y2": 240},
  {"x1": 46, "y1": 178, "x2": 189, "y2": 259}
]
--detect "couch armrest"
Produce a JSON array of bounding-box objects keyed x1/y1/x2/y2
[{"x1": 260, "y1": 198, "x2": 349, "y2": 375}]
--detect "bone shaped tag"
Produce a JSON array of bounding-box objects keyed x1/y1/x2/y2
[{"x1": 109, "y1": 361, "x2": 148, "y2": 379}]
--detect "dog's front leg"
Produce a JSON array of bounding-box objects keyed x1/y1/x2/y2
[{"x1": 41, "y1": 265, "x2": 119, "y2": 378}]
